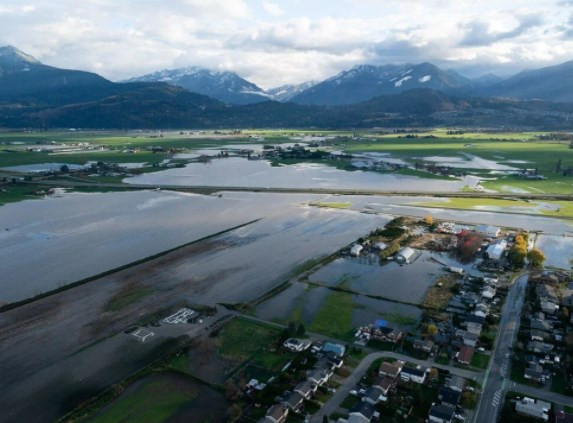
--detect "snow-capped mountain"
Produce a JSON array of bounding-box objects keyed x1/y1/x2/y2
[
  {"x1": 267, "y1": 81, "x2": 319, "y2": 102},
  {"x1": 125, "y1": 67, "x2": 271, "y2": 104},
  {"x1": 0, "y1": 45, "x2": 41, "y2": 73},
  {"x1": 291, "y1": 63, "x2": 472, "y2": 105}
]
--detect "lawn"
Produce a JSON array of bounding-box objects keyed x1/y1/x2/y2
[
  {"x1": 91, "y1": 377, "x2": 198, "y2": 423},
  {"x1": 470, "y1": 352, "x2": 490, "y2": 370},
  {"x1": 307, "y1": 291, "x2": 357, "y2": 341},
  {"x1": 217, "y1": 318, "x2": 282, "y2": 362}
]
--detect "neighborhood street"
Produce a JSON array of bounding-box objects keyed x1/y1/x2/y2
[{"x1": 474, "y1": 273, "x2": 529, "y2": 423}]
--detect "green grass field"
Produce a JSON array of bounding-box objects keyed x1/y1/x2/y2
[
  {"x1": 217, "y1": 318, "x2": 281, "y2": 362},
  {"x1": 341, "y1": 137, "x2": 573, "y2": 194},
  {"x1": 307, "y1": 291, "x2": 357, "y2": 341},
  {"x1": 91, "y1": 377, "x2": 198, "y2": 423},
  {"x1": 471, "y1": 352, "x2": 491, "y2": 369},
  {"x1": 415, "y1": 197, "x2": 573, "y2": 218}
]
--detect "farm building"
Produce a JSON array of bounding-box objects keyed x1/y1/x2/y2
[
  {"x1": 350, "y1": 244, "x2": 364, "y2": 257},
  {"x1": 395, "y1": 247, "x2": 415, "y2": 264}
]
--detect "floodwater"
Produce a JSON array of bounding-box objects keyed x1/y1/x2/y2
[
  {"x1": 414, "y1": 154, "x2": 518, "y2": 170},
  {"x1": 1, "y1": 163, "x2": 87, "y2": 172},
  {"x1": 0, "y1": 190, "x2": 387, "y2": 304},
  {"x1": 124, "y1": 157, "x2": 480, "y2": 191},
  {"x1": 254, "y1": 283, "x2": 421, "y2": 331},
  {"x1": 535, "y1": 235, "x2": 573, "y2": 269},
  {"x1": 308, "y1": 252, "x2": 446, "y2": 304}
]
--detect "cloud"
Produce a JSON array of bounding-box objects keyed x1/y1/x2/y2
[
  {"x1": 0, "y1": 0, "x2": 572, "y2": 87},
  {"x1": 261, "y1": 1, "x2": 284, "y2": 17},
  {"x1": 459, "y1": 14, "x2": 544, "y2": 46}
]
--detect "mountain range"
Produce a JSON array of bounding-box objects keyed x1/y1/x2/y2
[{"x1": 3, "y1": 45, "x2": 573, "y2": 129}]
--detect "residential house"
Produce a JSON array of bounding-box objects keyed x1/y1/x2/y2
[
  {"x1": 413, "y1": 338, "x2": 434, "y2": 353},
  {"x1": 429, "y1": 404, "x2": 456, "y2": 423},
  {"x1": 515, "y1": 397, "x2": 551, "y2": 421},
  {"x1": 307, "y1": 368, "x2": 332, "y2": 386},
  {"x1": 524, "y1": 363, "x2": 549, "y2": 384},
  {"x1": 363, "y1": 386, "x2": 385, "y2": 405},
  {"x1": 282, "y1": 391, "x2": 304, "y2": 412},
  {"x1": 465, "y1": 314, "x2": 485, "y2": 325},
  {"x1": 349, "y1": 402, "x2": 376, "y2": 422},
  {"x1": 486, "y1": 240, "x2": 507, "y2": 261},
  {"x1": 322, "y1": 342, "x2": 346, "y2": 357},
  {"x1": 457, "y1": 345, "x2": 475, "y2": 365},
  {"x1": 530, "y1": 330, "x2": 548, "y2": 342},
  {"x1": 474, "y1": 302, "x2": 489, "y2": 317},
  {"x1": 438, "y1": 386, "x2": 461, "y2": 407},
  {"x1": 476, "y1": 225, "x2": 501, "y2": 238},
  {"x1": 463, "y1": 332, "x2": 479, "y2": 347},
  {"x1": 482, "y1": 286, "x2": 497, "y2": 299},
  {"x1": 530, "y1": 319, "x2": 553, "y2": 333},
  {"x1": 372, "y1": 376, "x2": 394, "y2": 397},
  {"x1": 263, "y1": 404, "x2": 289, "y2": 423},
  {"x1": 466, "y1": 322, "x2": 483, "y2": 336},
  {"x1": 540, "y1": 301, "x2": 559, "y2": 315},
  {"x1": 527, "y1": 341, "x2": 554, "y2": 354},
  {"x1": 283, "y1": 338, "x2": 311, "y2": 352},
  {"x1": 325, "y1": 352, "x2": 344, "y2": 369},
  {"x1": 294, "y1": 381, "x2": 317, "y2": 399},
  {"x1": 446, "y1": 375, "x2": 465, "y2": 392},
  {"x1": 400, "y1": 366, "x2": 427, "y2": 384},
  {"x1": 379, "y1": 361, "x2": 403, "y2": 379}
]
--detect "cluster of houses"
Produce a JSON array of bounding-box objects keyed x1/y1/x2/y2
[
  {"x1": 428, "y1": 375, "x2": 467, "y2": 423},
  {"x1": 337, "y1": 360, "x2": 468, "y2": 423},
  {"x1": 518, "y1": 273, "x2": 572, "y2": 389},
  {"x1": 258, "y1": 341, "x2": 346, "y2": 423},
  {"x1": 354, "y1": 321, "x2": 404, "y2": 346}
]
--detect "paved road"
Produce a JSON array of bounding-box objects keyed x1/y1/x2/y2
[
  {"x1": 510, "y1": 382, "x2": 573, "y2": 407},
  {"x1": 310, "y1": 350, "x2": 482, "y2": 423},
  {"x1": 13, "y1": 177, "x2": 573, "y2": 201},
  {"x1": 474, "y1": 274, "x2": 529, "y2": 423}
]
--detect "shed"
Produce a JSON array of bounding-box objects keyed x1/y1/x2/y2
[
  {"x1": 350, "y1": 244, "x2": 364, "y2": 257},
  {"x1": 476, "y1": 225, "x2": 501, "y2": 237},
  {"x1": 395, "y1": 247, "x2": 416, "y2": 264}
]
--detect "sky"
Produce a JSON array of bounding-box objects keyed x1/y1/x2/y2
[{"x1": 1, "y1": 0, "x2": 573, "y2": 89}]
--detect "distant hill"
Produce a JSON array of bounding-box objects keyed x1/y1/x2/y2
[
  {"x1": 124, "y1": 67, "x2": 270, "y2": 105},
  {"x1": 486, "y1": 61, "x2": 573, "y2": 102},
  {"x1": 472, "y1": 73, "x2": 503, "y2": 87},
  {"x1": 0, "y1": 46, "x2": 123, "y2": 106},
  {"x1": 291, "y1": 63, "x2": 472, "y2": 105},
  {"x1": 267, "y1": 81, "x2": 318, "y2": 102},
  {"x1": 4, "y1": 86, "x2": 573, "y2": 130}
]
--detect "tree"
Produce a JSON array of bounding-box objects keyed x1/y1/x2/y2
[
  {"x1": 323, "y1": 416, "x2": 329, "y2": 423},
  {"x1": 297, "y1": 323, "x2": 306, "y2": 336},
  {"x1": 424, "y1": 214, "x2": 433, "y2": 226},
  {"x1": 456, "y1": 230, "x2": 484, "y2": 261},
  {"x1": 287, "y1": 321, "x2": 297, "y2": 336},
  {"x1": 60, "y1": 164, "x2": 69, "y2": 173},
  {"x1": 225, "y1": 404, "x2": 243, "y2": 422},
  {"x1": 527, "y1": 248, "x2": 546, "y2": 268},
  {"x1": 426, "y1": 324, "x2": 438, "y2": 337}
]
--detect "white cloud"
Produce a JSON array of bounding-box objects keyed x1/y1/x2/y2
[
  {"x1": 261, "y1": 1, "x2": 284, "y2": 17},
  {"x1": 0, "y1": 0, "x2": 572, "y2": 86}
]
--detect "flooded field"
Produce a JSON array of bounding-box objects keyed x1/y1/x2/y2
[
  {"x1": 124, "y1": 157, "x2": 480, "y2": 191},
  {"x1": 254, "y1": 282, "x2": 422, "y2": 334},
  {"x1": 306, "y1": 251, "x2": 469, "y2": 304},
  {"x1": 535, "y1": 235, "x2": 573, "y2": 269}
]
